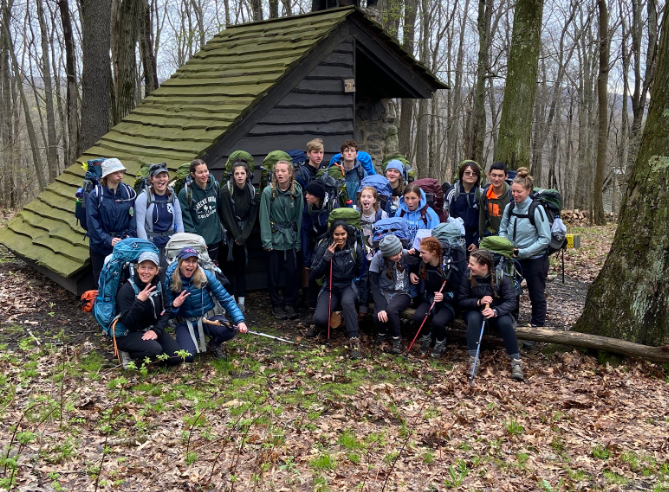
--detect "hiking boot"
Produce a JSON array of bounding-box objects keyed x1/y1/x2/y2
[
  {"x1": 284, "y1": 305, "x2": 298, "y2": 319},
  {"x1": 510, "y1": 358, "x2": 524, "y2": 381},
  {"x1": 119, "y1": 351, "x2": 133, "y2": 370},
  {"x1": 430, "y1": 339, "x2": 447, "y2": 359},
  {"x1": 237, "y1": 301, "x2": 246, "y2": 316},
  {"x1": 349, "y1": 337, "x2": 361, "y2": 360},
  {"x1": 374, "y1": 333, "x2": 387, "y2": 346},
  {"x1": 305, "y1": 325, "x2": 322, "y2": 338},
  {"x1": 390, "y1": 337, "x2": 402, "y2": 354},
  {"x1": 419, "y1": 334, "x2": 432, "y2": 355},
  {"x1": 467, "y1": 356, "x2": 480, "y2": 377},
  {"x1": 209, "y1": 343, "x2": 227, "y2": 360},
  {"x1": 272, "y1": 306, "x2": 288, "y2": 320}
]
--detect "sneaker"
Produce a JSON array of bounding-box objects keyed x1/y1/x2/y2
[
  {"x1": 419, "y1": 334, "x2": 432, "y2": 355},
  {"x1": 209, "y1": 343, "x2": 227, "y2": 360},
  {"x1": 467, "y1": 356, "x2": 480, "y2": 377},
  {"x1": 510, "y1": 358, "x2": 524, "y2": 381},
  {"x1": 119, "y1": 351, "x2": 133, "y2": 370},
  {"x1": 374, "y1": 333, "x2": 387, "y2": 346},
  {"x1": 284, "y1": 305, "x2": 298, "y2": 319},
  {"x1": 272, "y1": 306, "x2": 288, "y2": 320},
  {"x1": 305, "y1": 325, "x2": 322, "y2": 338},
  {"x1": 349, "y1": 337, "x2": 361, "y2": 359},
  {"x1": 390, "y1": 337, "x2": 402, "y2": 354},
  {"x1": 237, "y1": 302, "x2": 246, "y2": 316},
  {"x1": 430, "y1": 339, "x2": 447, "y2": 359}
]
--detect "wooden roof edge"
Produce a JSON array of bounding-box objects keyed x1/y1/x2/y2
[{"x1": 223, "y1": 6, "x2": 356, "y2": 31}]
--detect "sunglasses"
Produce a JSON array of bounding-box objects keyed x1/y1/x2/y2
[{"x1": 463, "y1": 171, "x2": 478, "y2": 176}]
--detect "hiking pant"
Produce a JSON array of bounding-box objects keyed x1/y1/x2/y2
[
  {"x1": 175, "y1": 318, "x2": 237, "y2": 363},
  {"x1": 465, "y1": 310, "x2": 519, "y2": 358},
  {"x1": 222, "y1": 242, "x2": 247, "y2": 298},
  {"x1": 314, "y1": 286, "x2": 359, "y2": 338},
  {"x1": 207, "y1": 242, "x2": 221, "y2": 266},
  {"x1": 519, "y1": 255, "x2": 549, "y2": 326},
  {"x1": 265, "y1": 249, "x2": 298, "y2": 308},
  {"x1": 115, "y1": 331, "x2": 183, "y2": 366},
  {"x1": 90, "y1": 249, "x2": 107, "y2": 287},
  {"x1": 412, "y1": 302, "x2": 455, "y2": 341},
  {"x1": 374, "y1": 293, "x2": 411, "y2": 338}
]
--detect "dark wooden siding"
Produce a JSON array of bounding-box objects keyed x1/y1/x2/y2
[{"x1": 213, "y1": 41, "x2": 355, "y2": 290}]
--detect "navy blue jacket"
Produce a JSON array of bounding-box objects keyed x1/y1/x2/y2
[{"x1": 86, "y1": 183, "x2": 137, "y2": 256}]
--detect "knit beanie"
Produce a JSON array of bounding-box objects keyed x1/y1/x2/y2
[
  {"x1": 379, "y1": 234, "x2": 403, "y2": 257},
  {"x1": 385, "y1": 159, "x2": 404, "y2": 174},
  {"x1": 305, "y1": 181, "x2": 326, "y2": 200}
]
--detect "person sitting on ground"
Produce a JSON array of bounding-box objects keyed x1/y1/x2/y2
[
  {"x1": 358, "y1": 185, "x2": 388, "y2": 251},
  {"x1": 136, "y1": 163, "x2": 184, "y2": 276},
  {"x1": 87, "y1": 158, "x2": 137, "y2": 284},
  {"x1": 218, "y1": 159, "x2": 259, "y2": 315},
  {"x1": 395, "y1": 182, "x2": 440, "y2": 246},
  {"x1": 479, "y1": 161, "x2": 511, "y2": 239},
  {"x1": 301, "y1": 181, "x2": 329, "y2": 311},
  {"x1": 165, "y1": 247, "x2": 247, "y2": 362},
  {"x1": 409, "y1": 237, "x2": 462, "y2": 359},
  {"x1": 115, "y1": 251, "x2": 183, "y2": 366},
  {"x1": 459, "y1": 249, "x2": 523, "y2": 380},
  {"x1": 498, "y1": 167, "x2": 550, "y2": 329},
  {"x1": 369, "y1": 234, "x2": 418, "y2": 354},
  {"x1": 259, "y1": 159, "x2": 304, "y2": 320},
  {"x1": 307, "y1": 220, "x2": 368, "y2": 359},
  {"x1": 447, "y1": 160, "x2": 482, "y2": 251}
]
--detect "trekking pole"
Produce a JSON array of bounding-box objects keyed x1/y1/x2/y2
[
  {"x1": 326, "y1": 258, "x2": 333, "y2": 348},
  {"x1": 469, "y1": 303, "x2": 489, "y2": 386},
  {"x1": 203, "y1": 318, "x2": 305, "y2": 347},
  {"x1": 561, "y1": 248, "x2": 565, "y2": 284},
  {"x1": 403, "y1": 281, "x2": 447, "y2": 359}
]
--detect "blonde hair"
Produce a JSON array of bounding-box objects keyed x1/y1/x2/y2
[
  {"x1": 513, "y1": 167, "x2": 534, "y2": 191},
  {"x1": 270, "y1": 160, "x2": 297, "y2": 200},
  {"x1": 170, "y1": 258, "x2": 206, "y2": 292},
  {"x1": 358, "y1": 186, "x2": 380, "y2": 212},
  {"x1": 306, "y1": 138, "x2": 324, "y2": 153}
]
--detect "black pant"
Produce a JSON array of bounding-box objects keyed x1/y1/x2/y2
[
  {"x1": 374, "y1": 293, "x2": 411, "y2": 338},
  {"x1": 207, "y1": 242, "x2": 221, "y2": 266},
  {"x1": 115, "y1": 330, "x2": 183, "y2": 366},
  {"x1": 465, "y1": 310, "x2": 519, "y2": 358},
  {"x1": 222, "y1": 241, "x2": 247, "y2": 297},
  {"x1": 314, "y1": 286, "x2": 359, "y2": 338},
  {"x1": 519, "y1": 255, "x2": 549, "y2": 326},
  {"x1": 412, "y1": 302, "x2": 455, "y2": 341},
  {"x1": 265, "y1": 249, "x2": 298, "y2": 308},
  {"x1": 90, "y1": 249, "x2": 108, "y2": 287}
]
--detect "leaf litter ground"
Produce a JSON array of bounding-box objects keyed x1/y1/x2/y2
[{"x1": 1, "y1": 220, "x2": 668, "y2": 491}]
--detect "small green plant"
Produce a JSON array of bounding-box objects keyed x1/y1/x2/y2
[
  {"x1": 311, "y1": 453, "x2": 337, "y2": 471},
  {"x1": 48, "y1": 301, "x2": 56, "y2": 317},
  {"x1": 186, "y1": 451, "x2": 198, "y2": 465},
  {"x1": 279, "y1": 456, "x2": 300, "y2": 474},
  {"x1": 540, "y1": 478, "x2": 564, "y2": 492},
  {"x1": 444, "y1": 459, "x2": 469, "y2": 488},
  {"x1": 504, "y1": 418, "x2": 524, "y2": 436},
  {"x1": 422, "y1": 450, "x2": 435, "y2": 464},
  {"x1": 338, "y1": 430, "x2": 364, "y2": 450},
  {"x1": 592, "y1": 444, "x2": 610, "y2": 460}
]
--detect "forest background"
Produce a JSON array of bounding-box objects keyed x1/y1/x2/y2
[{"x1": 0, "y1": 0, "x2": 663, "y2": 220}]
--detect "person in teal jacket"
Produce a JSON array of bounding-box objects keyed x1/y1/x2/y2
[
  {"x1": 499, "y1": 167, "x2": 551, "y2": 328},
  {"x1": 259, "y1": 159, "x2": 304, "y2": 320},
  {"x1": 178, "y1": 159, "x2": 223, "y2": 264}
]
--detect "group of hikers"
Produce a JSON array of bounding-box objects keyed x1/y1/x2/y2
[{"x1": 82, "y1": 138, "x2": 557, "y2": 381}]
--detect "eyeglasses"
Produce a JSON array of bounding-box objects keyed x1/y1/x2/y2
[{"x1": 463, "y1": 171, "x2": 477, "y2": 177}]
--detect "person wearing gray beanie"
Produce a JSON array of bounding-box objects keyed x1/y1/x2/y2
[{"x1": 368, "y1": 233, "x2": 419, "y2": 354}]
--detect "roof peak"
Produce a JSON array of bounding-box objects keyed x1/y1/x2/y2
[{"x1": 225, "y1": 6, "x2": 361, "y2": 30}]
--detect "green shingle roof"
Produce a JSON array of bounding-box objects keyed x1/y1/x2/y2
[{"x1": 0, "y1": 7, "x2": 444, "y2": 284}]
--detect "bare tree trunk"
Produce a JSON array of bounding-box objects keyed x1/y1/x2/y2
[
  {"x1": 57, "y1": 0, "x2": 80, "y2": 166},
  {"x1": 112, "y1": 0, "x2": 142, "y2": 125},
  {"x1": 493, "y1": 0, "x2": 544, "y2": 170},
  {"x1": 398, "y1": 0, "x2": 417, "y2": 159},
  {"x1": 471, "y1": 0, "x2": 492, "y2": 165},
  {"x1": 0, "y1": 0, "x2": 15, "y2": 206},
  {"x1": 448, "y1": 0, "x2": 469, "y2": 173},
  {"x1": 2, "y1": 0, "x2": 47, "y2": 191},
  {"x1": 190, "y1": 0, "x2": 206, "y2": 49},
  {"x1": 269, "y1": 0, "x2": 279, "y2": 18},
  {"x1": 80, "y1": 0, "x2": 112, "y2": 152},
  {"x1": 592, "y1": 0, "x2": 609, "y2": 225},
  {"x1": 36, "y1": 0, "x2": 59, "y2": 182},
  {"x1": 251, "y1": 0, "x2": 263, "y2": 22},
  {"x1": 281, "y1": 0, "x2": 292, "y2": 16},
  {"x1": 140, "y1": 0, "x2": 159, "y2": 96}
]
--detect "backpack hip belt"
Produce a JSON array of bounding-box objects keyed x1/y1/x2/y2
[
  {"x1": 181, "y1": 308, "x2": 217, "y2": 354},
  {"x1": 147, "y1": 230, "x2": 174, "y2": 238}
]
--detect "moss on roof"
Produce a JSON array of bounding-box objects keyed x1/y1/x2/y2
[{"x1": 0, "y1": 7, "x2": 444, "y2": 281}]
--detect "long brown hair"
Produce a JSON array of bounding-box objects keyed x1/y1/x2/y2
[
  {"x1": 170, "y1": 258, "x2": 206, "y2": 291},
  {"x1": 468, "y1": 249, "x2": 497, "y2": 297},
  {"x1": 383, "y1": 257, "x2": 405, "y2": 280},
  {"x1": 419, "y1": 237, "x2": 443, "y2": 280},
  {"x1": 358, "y1": 186, "x2": 381, "y2": 212}
]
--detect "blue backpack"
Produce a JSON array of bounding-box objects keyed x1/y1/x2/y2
[
  {"x1": 372, "y1": 217, "x2": 410, "y2": 249},
  {"x1": 93, "y1": 238, "x2": 160, "y2": 338},
  {"x1": 358, "y1": 175, "x2": 393, "y2": 213},
  {"x1": 74, "y1": 158, "x2": 105, "y2": 232}
]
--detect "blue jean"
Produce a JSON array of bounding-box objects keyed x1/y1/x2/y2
[{"x1": 175, "y1": 315, "x2": 237, "y2": 362}]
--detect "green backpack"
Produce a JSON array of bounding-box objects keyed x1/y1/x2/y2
[
  {"x1": 316, "y1": 164, "x2": 350, "y2": 208},
  {"x1": 479, "y1": 236, "x2": 523, "y2": 296},
  {"x1": 327, "y1": 207, "x2": 361, "y2": 229},
  {"x1": 221, "y1": 150, "x2": 255, "y2": 184},
  {"x1": 479, "y1": 236, "x2": 515, "y2": 258},
  {"x1": 382, "y1": 153, "x2": 415, "y2": 183},
  {"x1": 261, "y1": 150, "x2": 292, "y2": 190},
  {"x1": 172, "y1": 162, "x2": 219, "y2": 206}
]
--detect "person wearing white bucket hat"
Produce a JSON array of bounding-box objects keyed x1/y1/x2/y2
[{"x1": 87, "y1": 158, "x2": 137, "y2": 284}]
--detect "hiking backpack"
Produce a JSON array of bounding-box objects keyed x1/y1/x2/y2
[
  {"x1": 479, "y1": 236, "x2": 524, "y2": 296},
  {"x1": 164, "y1": 233, "x2": 230, "y2": 288},
  {"x1": 93, "y1": 238, "x2": 161, "y2": 337},
  {"x1": 371, "y1": 217, "x2": 410, "y2": 249},
  {"x1": 318, "y1": 208, "x2": 367, "y2": 283},
  {"x1": 260, "y1": 150, "x2": 292, "y2": 191},
  {"x1": 328, "y1": 151, "x2": 374, "y2": 178},
  {"x1": 414, "y1": 178, "x2": 447, "y2": 222},
  {"x1": 357, "y1": 175, "x2": 393, "y2": 213},
  {"x1": 504, "y1": 188, "x2": 567, "y2": 254},
  {"x1": 133, "y1": 162, "x2": 178, "y2": 209},
  {"x1": 172, "y1": 165, "x2": 220, "y2": 208},
  {"x1": 74, "y1": 158, "x2": 105, "y2": 231},
  {"x1": 382, "y1": 154, "x2": 415, "y2": 183},
  {"x1": 431, "y1": 221, "x2": 467, "y2": 276},
  {"x1": 447, "y1": 181, "x2": 481, "y2": 214},
  {"x1": 220, "y1": 151, "x2": 257, "y2": 210},
  {"x1": 316, "y1": 163, "x2": 351, "y2": 208}
]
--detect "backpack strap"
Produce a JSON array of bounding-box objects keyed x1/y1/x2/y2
[
  {"x1": 419, "y1": 204, "x2": 429, "y2": 227},
  {"x1": 376, "y1": 209, "x2": 383, "y2": 221}
]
